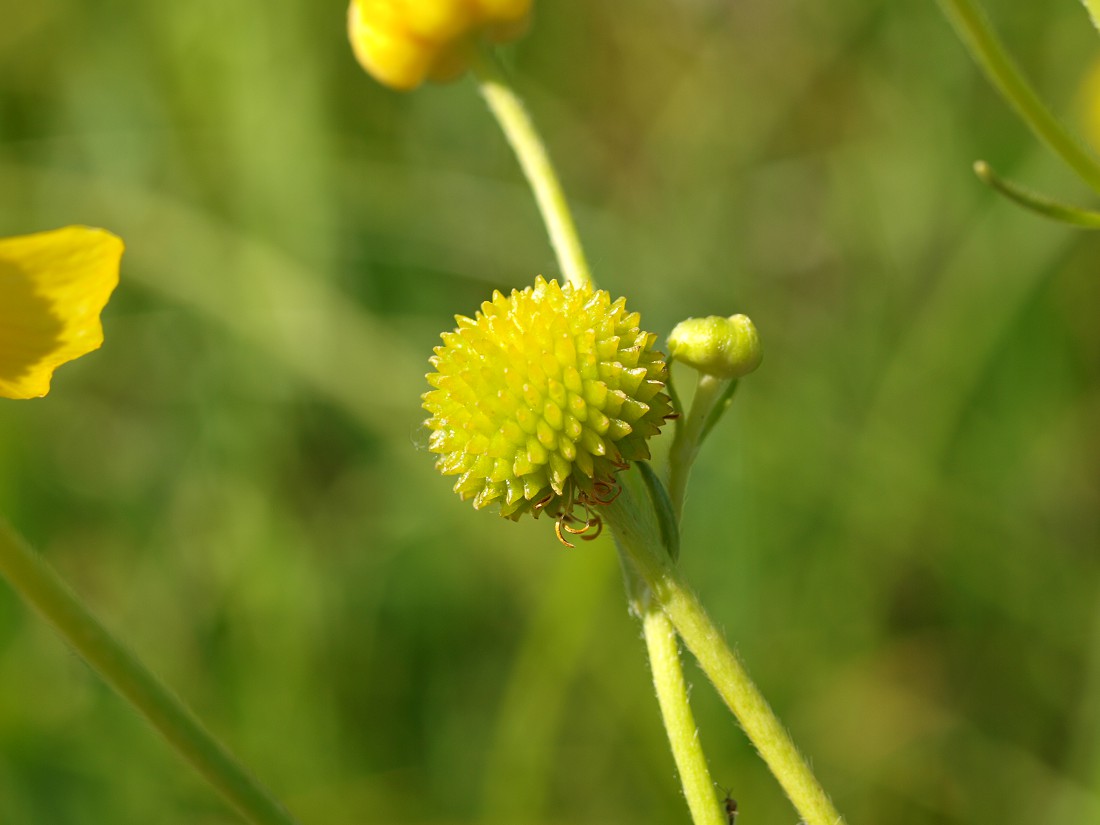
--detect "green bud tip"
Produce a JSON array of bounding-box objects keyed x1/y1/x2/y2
[{"x1": 666, "y1": 314, "x2": 762, "y2": 379}]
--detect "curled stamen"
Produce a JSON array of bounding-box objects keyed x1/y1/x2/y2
[
  {"x1": 554, "y1": 517, "x2": 576, "y2": 548},
  {"x1": 587, "y1": 478, "x2": 622, "y2": 505},
  {"x1": 531, "y1": 491, "x2": 556, "y2": 514},
  {"x1": 580, "y1": 498, "x2": 596, "y2": 523},
  {"x1": 543, "y1": 477, "x2": 619, "y2": 545},
  {"x1": 579, "y1": 518, "x2": 603, "y2": 541},
  {"x1": 561, "y1": 516, "x2": 594, "y2": 535}
]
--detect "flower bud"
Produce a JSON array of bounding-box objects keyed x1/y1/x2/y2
[
  {"x1": 667, "y1": 314, "x2": 762, "y2": 380},
  {"x1": 348, "y1": 0, "x2": 533, "y2": 91}
]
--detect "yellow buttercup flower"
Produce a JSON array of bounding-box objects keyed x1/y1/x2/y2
[
  {"x1": 348, "y1": 0, "x2": 532, "y2": 90},
  {"x1": 423, "y1": 277, "x2": 672, "y2": 538},
  {"x1": 0, "y1": 226, "x2": 123, "y2": 399}
]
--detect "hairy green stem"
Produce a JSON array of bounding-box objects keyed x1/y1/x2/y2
[
  {"x1": 642, "y1": 605, "x2": 726, "y2": 825},
  {"x1": 607, "y1": 478, "x2": 844, "y2": 825},
  {"x1": 472, "y1": 44, "x2": 724, "y2": 821},
  {"x1": 0, "y1": 520, "x2": 300, "y2": 825},
  {"x1": 617, "y1": 536, "x2": 720, "y2": 825},
  {"x1": 471, "y1": 47, "x2": 594, "y2": 291},
  {"x1": 937, "y1": 0, "x2": 1100, "y2": 194}
]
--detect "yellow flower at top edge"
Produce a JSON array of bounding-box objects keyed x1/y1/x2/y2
[
  {"x1": 348, "y1": 0, "x2": 532, "y2": 91},
  {"x1": 0, "y1": 226, "x2": 123, "y2": 399}
]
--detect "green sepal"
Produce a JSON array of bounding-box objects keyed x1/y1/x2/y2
[
  {"x1": 666, "y1": 371, "x2": 684, "y2": 436},
  {"x1": 637, "y1": 460, "x2": 680, "y2": 562}
]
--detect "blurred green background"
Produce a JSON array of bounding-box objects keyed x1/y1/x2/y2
[{"x1": 2, "y1": 0, "x2": 1099, "y2": 823}]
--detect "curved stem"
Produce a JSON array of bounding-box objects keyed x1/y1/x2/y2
[
  {"x1": 642, "y1": 605, "x2": 726, "y2": 825},
  {"x1": 471, "y1": 47, "x2": 594, "y2": 291},
  {"x1": 973, "y1": 160, "x2": 1100, "y2": 227},
  {"x1": 0, "y1": 520, "x2": 300, "y2": 825},
  {"x1": 937, "y1": 0, "x2": 1100, "y2": 195},
  {"x1": 606, "y1": 478, "x2": 844, "y2": 825}
]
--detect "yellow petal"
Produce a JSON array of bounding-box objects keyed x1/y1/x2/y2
[
  {"x1": 394, "y1": 0, "x2": 473, "y2": 43},
  {"x1": 348, "y1": 0, "x2": 532, "y2": 89},
  {"x1": 0, "y1": 226, "x2": 123, "y2": 399},
  {"x1": 348, "y1": 0, "x2": 435, "y2": 91},
  {"x1": 472, "y1": 0, "x2": 531, "y2": 21}
]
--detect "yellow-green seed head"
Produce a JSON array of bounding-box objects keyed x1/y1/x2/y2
[{"x1": 423, "y1": 276, "x2": 672, "y2": 521}]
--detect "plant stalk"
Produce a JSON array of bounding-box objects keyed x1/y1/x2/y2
[
  {"x1": 973, "y1": 160, "x2": 1100, "y2": 227},
  {"x1": 937, "y1": 0, "x2": 1100, "y2": 195},
  {"x1": 606, "y1": 481, "x2": 844, "y2": 825},
  {"x1": 0, "y1": 520, "x2": 300, "y2": 825},
  {"x1": 642, "y1": 604, "x2": 726, "y2": 825},
  {"x1": 471, "y1": 47, "x2": 594, "y2": 291},
  {"x1": 667, "y1": 373, "x2": 731, "y2": 522}
]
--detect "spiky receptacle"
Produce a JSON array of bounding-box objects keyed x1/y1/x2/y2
[{"x1": 424, "y1": 277, "x2": 672, "y2": 522}]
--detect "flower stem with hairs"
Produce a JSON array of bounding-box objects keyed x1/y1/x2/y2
[{"x1": 471, "y1": 47, "x2": 844, "y2": 825}]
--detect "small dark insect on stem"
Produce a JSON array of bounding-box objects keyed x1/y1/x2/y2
[{"x1": 722, "y1": 790, "x2": 738, "y2": 825}]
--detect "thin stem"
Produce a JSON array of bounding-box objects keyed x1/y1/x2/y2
[
  {"x1": 699, "y1": 379, "x2": 741, "y2": 445},
  {"x1": 471, "y1": 47, "x2": 594, "y2": 291},
  {"x1": 642, "y1": 605, "x2": 726, "y2": 825},
  {"x1": 618, "y1": 540, "x2": 721, "y2": 825},
  {"x1": 606, "y1": 479, "x2": 844, "y2": 825},
  {"x1": 617, "y1": 512, "x2": 719, "y2": 825},
  {"x1": 472, "y1": 42, "x2": 725, "y2": 825},
  {"x1": 667, "y1": 374, "x2": 730, "y2": 522},
  {"x1": 0, "y1": 520, "x2": 300, "y2": 825},
  {"x1": 974, "y1": 160, "x2": 1100, "y2": 227},
  {"x1": 937, "y1": 0, "x2": 1100, "y2": 195}
]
